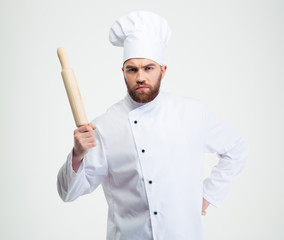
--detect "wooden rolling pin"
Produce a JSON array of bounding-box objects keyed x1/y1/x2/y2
[{"x1": 57, "y1": 48, "x2": 88, "y2": 127}]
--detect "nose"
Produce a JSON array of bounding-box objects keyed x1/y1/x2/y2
[
  {"x1": 136, "y1": 69, "x2": 146, "y2": 84},
  {"x1": 136, "y1": 79, "x2": 145, "y2": 85}
]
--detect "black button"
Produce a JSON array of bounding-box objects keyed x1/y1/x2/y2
[
  {"x1": 149, "y1": 180, "x2": 152, "y2": 184},
  {"x1": 142, "y1": 149, "x2": 145, "y2": 153},
  {"x1": 134, "y1": 120, "x2": 138, "y2": 124},
  {"x1": 154, "y1": 211, "x2": 158, "y2": 215}
]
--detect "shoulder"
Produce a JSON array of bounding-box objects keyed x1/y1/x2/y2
[
  {"x1": 90, "y1": 98, "x2": 126, "y2": 131},
  {"x1": 93, "y1": 98, "x2": 124, "y2": 120},
  {"x1": 160, "y1": 91, "x2": 204, "y2": 111}
]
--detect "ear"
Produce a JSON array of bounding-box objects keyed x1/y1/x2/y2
[
  {"x1": 161, "y1": 65, "x2": 167, "y2": 79},
  {"x1": 121, "y1": 67, "x2": 124, "y2": 72}
]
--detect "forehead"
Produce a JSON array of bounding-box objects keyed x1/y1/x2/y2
[{"x1": 124, "y1": 58, "x2": 159, "y2": 67}]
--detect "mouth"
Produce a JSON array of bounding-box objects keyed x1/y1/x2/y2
[{"x1": 136, "y1": 86, "x2": 149, "y2": 91}]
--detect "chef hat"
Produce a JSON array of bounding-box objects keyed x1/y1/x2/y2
[{"x1": 109, "y1": 11, "x2": 171, "y2": 65}]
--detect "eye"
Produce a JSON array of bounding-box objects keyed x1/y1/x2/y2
[
  {"x1": 127, "y1": 68, "x2": 137, "y2": 72},
  {"x1": 145, "y1": 66, "x2": 153, "y2": 71}
]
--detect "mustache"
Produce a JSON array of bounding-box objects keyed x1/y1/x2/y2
[{"x1": 133, "y1": 83, "x2": 152, "y2": 90}]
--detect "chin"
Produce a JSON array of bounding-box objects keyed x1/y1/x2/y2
[{"x1": 132, "y1": 91, "x2": 159, "y2": 103}]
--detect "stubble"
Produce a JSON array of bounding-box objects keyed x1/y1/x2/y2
[{"x1": 125, "y1": 73, "x2": 162, "y2": 103}]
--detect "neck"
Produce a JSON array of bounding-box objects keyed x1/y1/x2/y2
[{"x1": 126, "y1": 91, "x2": 161, "y2": 110}]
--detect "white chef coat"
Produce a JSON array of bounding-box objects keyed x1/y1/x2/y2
[{"x1": 57, "y1": 91, "x2": 248, "y2": 240}]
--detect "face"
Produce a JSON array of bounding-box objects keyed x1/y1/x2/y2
[{"x1": 122, "y1": 58, "x2": 167, "y2": 103}]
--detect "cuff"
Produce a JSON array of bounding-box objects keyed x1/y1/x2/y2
[
  {"x1": 203, "y1": 191, "x2": 220, "y2": 208},
  {"x1": 67, "y1": 150, "x2": 86, "y2": 176}
]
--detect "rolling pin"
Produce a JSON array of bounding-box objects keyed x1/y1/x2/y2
[{"x1": 57, "y1": 48, "x2": 88, "y2": 127}]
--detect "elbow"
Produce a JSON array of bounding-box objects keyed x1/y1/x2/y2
[
  {"x1": 57, "y1": 177, "x2": 75, "y2": 202},
  {"x1": 57, "y1": 183, "x2": 69, "y2": 202},
  {"x1": 220, "y1": 138, "x2": 249, "y2": 174},
  {"x1": 57, "y1": 186, "x2": 76, "y2": 202}
]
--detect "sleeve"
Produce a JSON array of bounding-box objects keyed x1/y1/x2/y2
[
  {"x1": 57, "y1": 128, "x2": 108, "y2": 202},
  {"x1": 202, "y1": 103, "x2": 249, "y2": 207}
]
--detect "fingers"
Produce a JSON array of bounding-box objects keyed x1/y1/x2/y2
[
  {"x1": 79, "y1": 131, "x2": 95, "y2": 139},
  {"x1": 88, "y1": 123, "x2": 96, "y2": 130},
  {"x1": 73, "y1": 123, "x2": 97, "y2": 157},
  {"x1": 78, "y1": 133, "x2": 96, "y2": 146},
  {"x1": 201, "y1": 198, "x2": 210, "y2": 216},
  {"x1": 74, "y1": 124, "x2": 96, "y2": 134}
]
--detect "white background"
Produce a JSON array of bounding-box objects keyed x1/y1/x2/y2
[{"x1": 0, "y1": 0, "x2": 283, "y2": 239}]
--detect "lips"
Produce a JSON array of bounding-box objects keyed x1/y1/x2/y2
[{"x1": 136, "y1": 86, "x2": 149, "y2": 90}]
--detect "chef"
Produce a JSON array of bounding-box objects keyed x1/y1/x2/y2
[{"x1": 57, "y1": 10, "x2": 249, "y2": 240}]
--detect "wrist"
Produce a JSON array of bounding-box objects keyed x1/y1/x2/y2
[
  {"x1": 72, "y1": 148, "x2": 84, "y2": 173},
  {"x1": 72, "y1": 148, "x2": 84, "y2": 161}
]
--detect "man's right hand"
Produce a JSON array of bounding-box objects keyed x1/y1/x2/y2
[{"x1": 72, "y1": 123, "x2": 96, "y2": 172}]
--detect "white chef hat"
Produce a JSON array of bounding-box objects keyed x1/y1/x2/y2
[{"x1": 109, "y1": 11, "x2": 171, "y2": 65}]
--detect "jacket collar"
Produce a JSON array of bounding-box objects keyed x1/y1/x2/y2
[{"x1": 124, "y1": 91, "x2": 163, "y2": 113}]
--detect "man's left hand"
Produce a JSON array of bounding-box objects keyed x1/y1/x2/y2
[{"x1": 202, "y1": 198, "x2": 210, "y2": 216}]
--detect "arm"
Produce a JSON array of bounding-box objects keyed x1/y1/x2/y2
[
  {"x1": 202, "y1": 103, "x2": 249, "y2": 208},
  {"x1": 72, "y1": 124, "x2": 96, "y2": 172},
  {"x1": 57, "y1": 123, "x2": 108, "y2": 202}
]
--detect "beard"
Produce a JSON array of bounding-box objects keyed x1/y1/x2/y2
[{"x1": 125, "y1": 73, "x2": 162, "y2": 103}]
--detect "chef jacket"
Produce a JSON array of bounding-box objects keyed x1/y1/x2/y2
[{"x1": 57, "y1": 91, "x2": 248, "y2": 240}]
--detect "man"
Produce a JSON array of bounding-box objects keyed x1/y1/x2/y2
[{"x1": 57, "y1": 11, "x2": 248, "y2": 240}]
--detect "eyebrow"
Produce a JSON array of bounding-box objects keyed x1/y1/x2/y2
[{"x1": 125, "y1": 64, "x2": 156, "y2": 69}]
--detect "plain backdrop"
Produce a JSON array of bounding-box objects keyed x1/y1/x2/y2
[{"x1": 0, "y1": 0, "x2": 283, "y2": 239}]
